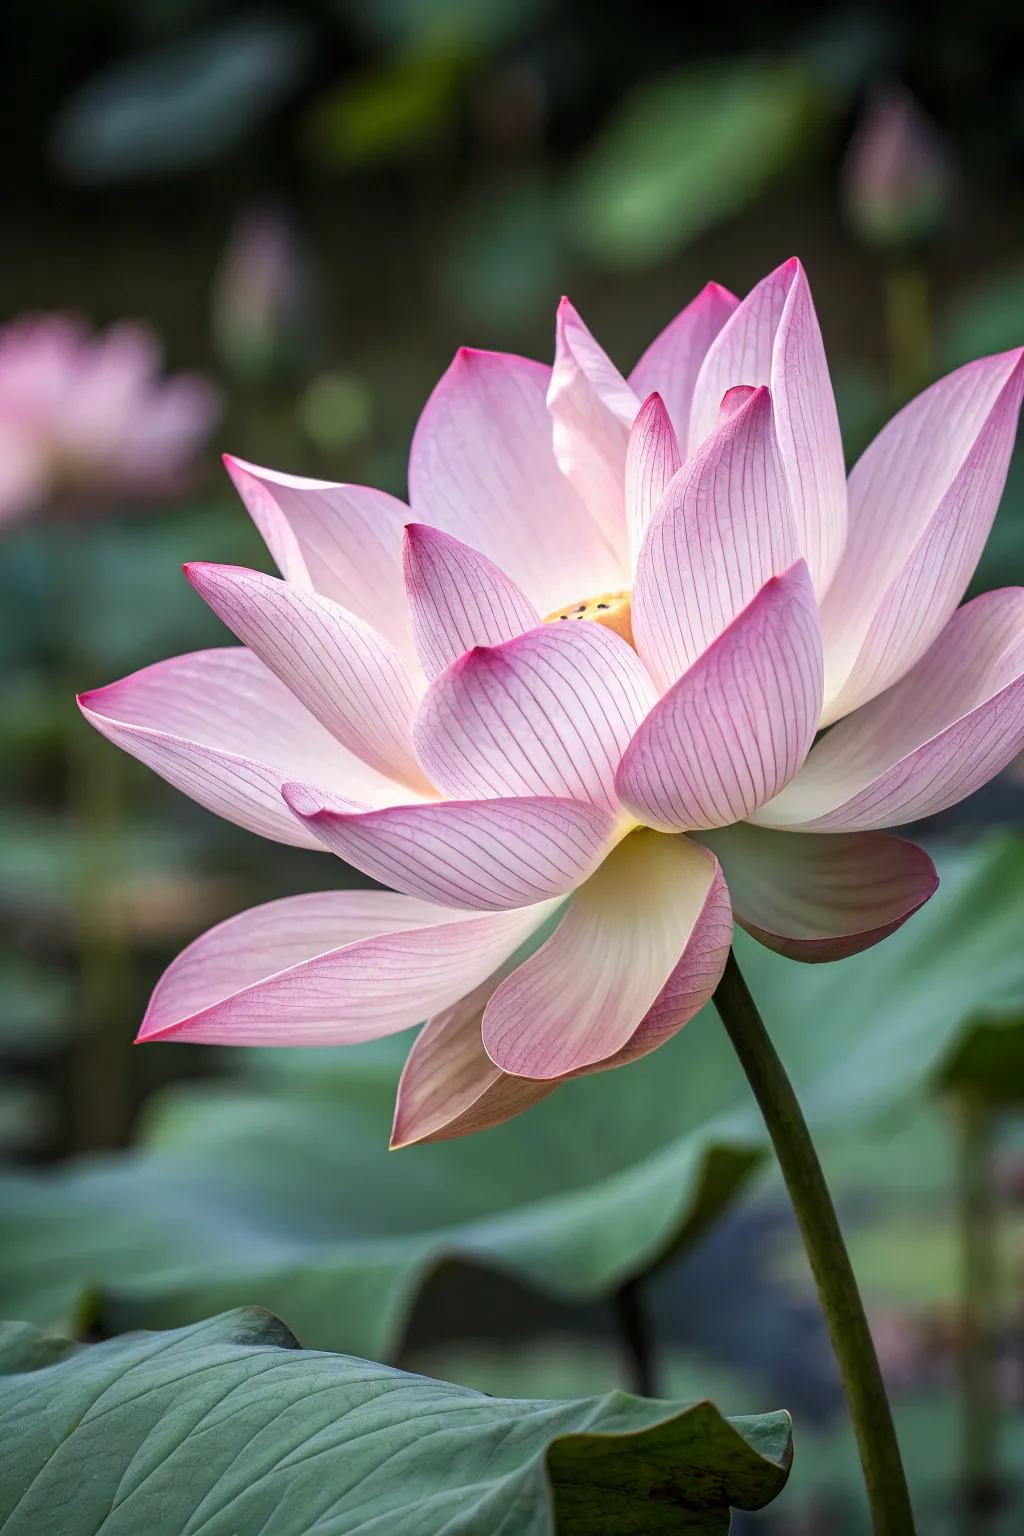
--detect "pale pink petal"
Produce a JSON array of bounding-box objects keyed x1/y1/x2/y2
[
  {"x1": 689, "y1": 258, "x2": 847, "y2": 595},
  {"x1": 78, "y1": 648, "x2": 403, "y2": 849},
  {"x1": 624, "y1": 393, "x2": 681, "y2": 566},
  {"x1": 408, "y1": 347, "x2": 624, "y2": 614},
  {"x1": 628, "y1": 281, "x2": 739, "y2": 451},
  {"x1": 138, "y1": 888, "x2": 549, "y2": 1046},
  {"x1": 618, "y1": 564, "x2": 822, "y2": 831},
  {"x1": 282, "y1": 784, "x2": 616, "y2": 910},
  {"x1": 413, "y1": 622, "x2": 657, "y2": 810},
  {"x1": 631, "y1": 385, "x2": 799, "y2": 691},
  {"x1": 482, "y1": 831, "x2": 730, "y2": 1078},
  {"x1": 755, "y1": 587, "x2": 1024, "y2": 831},
  {"x1": 547, "y1": 299, "x2": 639, "y2": 559},
  {"x1": 223, "y1": 455, "x2": 419, "y2": 672},
  {"x1": 403, "y1": 523, "x2": 541, "y2": 679},
  {"x1": 186, "y1": 563, "x2": 429, "y2": 791},
  {"x1": 142, "y1": 887, "x2": 470, "y2": 1037},
  {"x1": 819, "y1": 349, "x2": 1024, "y2": 723},
  {"x1": 591, "y1": 858, "x2": 732, "y2": 1073},
  {"x1": 391, "y1": 971, "x2": 555, "y2": 1147},
  {"x1": 699, "y1": 822, "x2": 938, "y2": 961}
]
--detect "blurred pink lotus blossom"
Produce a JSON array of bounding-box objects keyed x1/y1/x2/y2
[
  {"x1": 0, "y1": 314, "x2": 220, "y2": 526},
  {"x1": 80, "y1": 259, "x2": 1024, "y2": 1145}
]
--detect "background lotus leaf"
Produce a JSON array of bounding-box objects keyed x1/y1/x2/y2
[
  {"x1": 0, "y1": 1308, "x2": 792, "y2": 1535},
  {"x1": 0, "y1": 837, "x2": 1020, "y2": 1358}
]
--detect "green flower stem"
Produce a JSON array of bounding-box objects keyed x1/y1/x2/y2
[
  {"x1": 54, "y1": 529, "x2": 134, "y2": 1151},
  {"x1": 613, "y1": 1277, "x2": 658, "y2": 1398},
  {"x1": 67, "y1": 720, "x2": 134, "y2": 1150},
  {"x1": 713, "y1": 949, "x2": 915, "y2": 1535},
  {"x1": 954, "y1": 1088, "x2": 1001, "y2": 1529},
  {"x1": 884, "y1": 263, "x2": 932, "y2": 401}
]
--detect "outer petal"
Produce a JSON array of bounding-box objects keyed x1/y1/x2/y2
[
  {"x1": 547, "y1": 298, "x2": 639, "y2": 558},
  {"x1": 403, "y1": 523, "x2": 540, "y2": 680},
  {"x1": 624, "y1": 392, "x2": 681, "y2": 566},
  {"x1": 482, "y1": 830, "x2": 730, "y2": 1078},
  {"x1": 223, "y1": 455, "x2": 418, "y2": 672},
  {"x1": 699, "y1": 822, "x2": 938, "y2": 961},
  {"x1": 185, "y1": 563, "x2": 429, "y2": 791},
  {"x1": 618, "y1": 563, "x2": 823, "y2": 831},
  {"x1": 819, "y1": 348, "x2": 1024, "y2": 723},
  {"x1": 689, "y1": 258, "x2": 847, "y2": 595},
  {"x1": 282, "y1": 786, "x2": 617, "y2": 911},
  {"x1": 755, "y1": 587, "x2": 1024, "y2": 831},
  {"x1": 631, "y1": 385, "x2": 798, "y2": 691},
  {"x1": 408, "y1": 347, "x2": 623, "y2": 613},
  {"x1": 391, "y1": 973, "x2": 556, "y2": 1147},
  {"x1": 138, "y1": 889, "x2": 551, "y2": 1045},
  {"x1": 628, "y1": 281, "x2": 739, "y2": 452},
  {"x1": 78, "y1": 648, "x2": 403, "y2": 850},
  {"x1": 413, "y1": 622, "x2": 658, "y2": 811}
]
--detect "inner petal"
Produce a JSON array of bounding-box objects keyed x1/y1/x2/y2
[{"x1": 544, "y1": 588, "x2": 633, "y2": 646}]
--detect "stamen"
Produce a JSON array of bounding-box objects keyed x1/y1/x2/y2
[{"x1": 543, "y1": 589, "x2": 634, "y2": 646}]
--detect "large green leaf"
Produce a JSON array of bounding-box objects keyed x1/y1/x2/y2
[
  {"x1": 304, "y1": 54, "x2": 463, "y2": 170},
  {"x1": 0, "y1": 1309, "x2": 792, "y2": 1535},
  {"x1": 0, "y1": 1037, "x2": 757, "y2": 1356},
  {"x1": 51, "y1": 18, "x2": 311, "y2": 183},
  {"x1": 407, "y1": 1336, "x2": 1024, "y2": 1536},
  {"x1": 0, "y1": 836, "x2": 1020, "y2": 1356},
  {"x1": 567, "y1": 62, "x2": 828, "y2": 267}
]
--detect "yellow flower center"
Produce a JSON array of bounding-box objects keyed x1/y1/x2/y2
[{"x1": 543, "y1": 589, "x2": 633, "y2": 646}]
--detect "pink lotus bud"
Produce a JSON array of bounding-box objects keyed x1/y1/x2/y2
[
  {"x1": 212, "y1": 205, "x2": 313, "y2": 381},
  {"x1": 843, "y1": 85, "x2": 948, "y2": 250}
]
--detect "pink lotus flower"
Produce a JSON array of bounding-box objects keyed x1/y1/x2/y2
[
  {"x1": 0, "y1": 315, "x2": 220, "y2": 526},
  {"x1": 79, "y1": 259, "x2": 1024, "y2": 1146}
]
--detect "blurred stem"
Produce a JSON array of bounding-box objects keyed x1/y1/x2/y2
[
  {"x1": 54, "y1": 530, "x2": 134, "y2": 1151},
  {"x1": 66, "y1": 721, "x2": 134, "y2": 1150},
  {"x1": 713, "y1": 949, "x2": 915, "y2": 1536},
  {"x1": 613, "y1": 1277, "x2": 657, "y2": 1397},
  {"x1": 884, "y1": 263, "x2": 932, "y2": 401},
  {"x1": 954, "y1": 1089, "x2": 1001, "y2": 1530}
]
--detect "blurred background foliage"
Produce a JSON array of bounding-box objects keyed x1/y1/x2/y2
[{"x1": 1, "y1": 0, "x2": 1023, "y2": 1531}]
